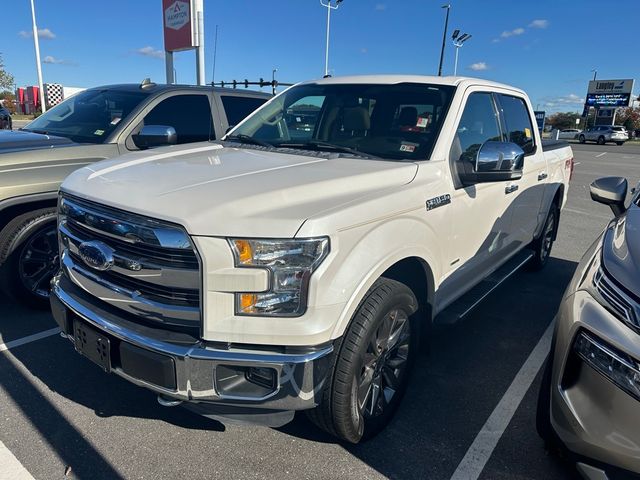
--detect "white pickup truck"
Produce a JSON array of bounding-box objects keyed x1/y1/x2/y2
[{"x1": 51, "y1": 75, "x2": 573, "y2": 443}]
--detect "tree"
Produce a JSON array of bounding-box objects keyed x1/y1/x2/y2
[
  {"x1": 0, "y1": 54, "x2": 14, "y2": 92},
  {"x1": 546, "y1": 112, "x2": 581, "y2": 131},
  {"x1": 0, "y1": 91, "x2": 16, "y2": 114},
  {"x1": 615, "y1": 107, "x2": 640, "y2": 132}
]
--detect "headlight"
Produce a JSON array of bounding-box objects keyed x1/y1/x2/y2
[
  {"x1": 581, "y1": 250, "x2": 639, "y2": 332},
  {"x1": 229, "y1": 237, "x2": 330, "y2": 317}
]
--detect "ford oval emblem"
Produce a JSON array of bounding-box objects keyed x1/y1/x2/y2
[{"x1": 78, "y1": 241, "x2": 114, "y2": 271}]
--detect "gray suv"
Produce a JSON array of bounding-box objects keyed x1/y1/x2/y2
[{"x1": 579, "y1": 125, "x2": 628, "y2": 146}]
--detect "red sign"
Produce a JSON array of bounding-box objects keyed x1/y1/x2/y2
[{"x1": 163, "y1": 0, "x2": 196, "y2": 52}]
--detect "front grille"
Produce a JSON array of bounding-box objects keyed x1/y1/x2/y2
[
  {"x1": 58, "y1": 193, "x2": 201, "y2": 332},
  {"x1": 594, "y1": 267, "x2": 638, "y2": 331}
]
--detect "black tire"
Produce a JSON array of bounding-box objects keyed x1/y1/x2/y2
[
  {"x1": 528, "y1": 205, "x2": 559, "y2": 271},
  {"x1": 307, "y1": 277, "x2": 420, "y2": 443},
  {"x1": 0, "y1": 208, "x2": 58, "y2": 308},
  {"x1": 616, "y1": 142, "x2": 624, "y2": 146},
  {"x1": 578, "y1": 135, "x2": 585, "y2": 144},
  {"x1": 597, "y1": 136, "x2": 605, "y2": 145}
]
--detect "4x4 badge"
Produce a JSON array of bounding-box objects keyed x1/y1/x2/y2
[{"x1": 426, "y1": 194, "x2": 451, "y2": 211}]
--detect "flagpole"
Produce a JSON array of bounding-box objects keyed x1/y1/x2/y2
[{"x1": 30, "y1": 0, "x2": 46, "y2": 113}]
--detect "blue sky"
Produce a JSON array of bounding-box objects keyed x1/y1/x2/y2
[{"x1": 3, "y1": 0, "x2": 639, "y2": 112}]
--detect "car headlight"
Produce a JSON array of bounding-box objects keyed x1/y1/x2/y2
[{"x1": 228, "y1": 237, "x2": 330, "y2": 317}]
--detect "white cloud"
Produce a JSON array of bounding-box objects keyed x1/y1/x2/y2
[
  {"x1": 469, "y1": 62, "x2": 489, "y2": 71},
  {"x1": 18, "y1": 28, "x2": 56, "y2": 39},
  {"x1": 135, "y1": 46, "x2": 164, "y2": 59},
  {"x1": 540, "y1": 93, "x2": 583, "y2": 109},
  {"x1": 43, "y1": 55, "x2": 63, "y2": 64},
  {"x1": 529, "y1": 19, "x2": 549, "y2": 29},
  {"x1": 500, "y1": 27, "x2": 525, "y2": 39},
  {"x1": 375, "y1": 4, "x2": 386, "y2": 10}
]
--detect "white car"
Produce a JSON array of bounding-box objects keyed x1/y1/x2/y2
[
  {"x1": 51, "y1": 75, "x2": 573, "y2": 443},
  {"x1": 558, "y1": 128, "x2": 581, "y2": 140}
]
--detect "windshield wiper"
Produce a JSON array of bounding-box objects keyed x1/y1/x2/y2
[
  {"x1": 224, "y1": 134, "x2": 274, "y2": 148},
  {"x1": 277, "y1": 140, "x2": 381, "y2": 160},
  {"x1": 22, "y1": 128, "x2": 50, "y2": 135}
]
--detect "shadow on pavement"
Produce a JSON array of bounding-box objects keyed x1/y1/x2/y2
[{"x1": 280, "y1": 256, "x2": 580, "y2": 480}]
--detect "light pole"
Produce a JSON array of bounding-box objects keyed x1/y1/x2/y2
[
  {"x1": 272, "y1": 68, "x2": 277, "y2": 95},
  {"x1": 29, "y1": 0, "x2": 46, "y2": 113},
  {"x1": 320, "y1": 0, "x2": 343, "y2": 77},
  {"x1": 437, "y1": 4, "x2": 451, "y2": 76},
  {"x1": 451, "y1": 30, "x2": 471, "y2": 76},
  {"x1": 591, "y1": 69, "x2": 597, "y2": 81}
]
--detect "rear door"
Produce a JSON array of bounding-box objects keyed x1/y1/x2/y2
[
  {"x1": 217, "y1": 94, "x2": 268, "y2": 131},
  {"x1": 495, "y1": 93, "x2": 547, "y2": 247}
]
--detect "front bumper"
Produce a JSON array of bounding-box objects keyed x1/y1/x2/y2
[
  {"x1": 551, "y1": 290, "x2": 640, "y2": 476},
  {"x1": 50, "y1": 273, "x2": 334, "y2": 416}
]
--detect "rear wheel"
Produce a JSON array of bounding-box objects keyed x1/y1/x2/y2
[
  {"x1": 528, "y1": 206, "x2": 558, "y2": 271},
  {"x1": 0, "y1": 208, "x2": 58, "y2": 308},
  {"x1": 616, "y1": 142, "x2": 624, "y2": 146},
  {"x1": 578, "y1": 135, "x2": 585, "y2": 144},
  {"x1": 597, "y1": 136, "x2": 605, "y2": 145},
  {"x1": 307, "y1": 277, "x2": 419, "y2": 443}
]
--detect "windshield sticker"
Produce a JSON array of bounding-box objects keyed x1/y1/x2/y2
[
  {"x1": 400, "y1": 144, "x2": 416, "y2": 153},
  {"x1": 110, "y1": 117, "x2": 122, "y2": 125},
  {"x1": 524, "y1": 127, "x2": 532, "y2": 138},
  {"x1": 94, "y1": 129, "x2": 105, "y2": 136}
]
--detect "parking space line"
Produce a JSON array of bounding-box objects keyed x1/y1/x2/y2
[
  {"x1": 0, "y1": 328, "x2": 60, "y2": 353},
  {"x1": 0, "y1": 441, "x2": 35, "y2": 480},
  {"x1": 595, "y1": 152, "x2": 607, "y2": 158},
  {"x1": 449, "y1": 321, "x2": 553, "y2": 480}
]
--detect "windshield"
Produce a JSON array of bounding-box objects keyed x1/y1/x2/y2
[
  {"x1": 228, "y1": 83, "x2": 455, "y2": 161},
  {"x1": 23, "y1": 89, "x2": 149, "y2": 143}
]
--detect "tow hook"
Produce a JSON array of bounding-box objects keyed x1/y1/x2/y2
[{"x1": 157, "y1": 395, "x2": 183, "y2": 407}]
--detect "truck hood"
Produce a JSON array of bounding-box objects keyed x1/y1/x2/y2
[
  {"x1": 603, "y1": 203, "x2": 640, "y2": 299},
  {"x1": 61, "y1": 143, "x2": 418, "y2": 237},
  {"x1": 0, "y1": 129, "x2": 76, "y2": 152}
]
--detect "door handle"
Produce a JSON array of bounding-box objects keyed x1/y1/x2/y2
[
  {"x1": 505, "y1": 184, "x2": 519, "y2": 194},
  {"x1": 537, "y1": 172, "x2": 548, "y2": 181}
]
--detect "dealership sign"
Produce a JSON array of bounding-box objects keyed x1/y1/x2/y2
[
  {"x1": 163, "y1": 0, "x2": 198, "y2": 52},
  {"x1": 585, "y1": 79, "x2": 635, "y2": 108}
]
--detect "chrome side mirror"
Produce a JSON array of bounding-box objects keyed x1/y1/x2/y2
[{"x1": 460, "y1": 141, "x2": 525, "y2": 185}]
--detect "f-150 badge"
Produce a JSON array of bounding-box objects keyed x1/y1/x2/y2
[{"x1": 426, "y1": 194, "x2": 451, "y2": 211}]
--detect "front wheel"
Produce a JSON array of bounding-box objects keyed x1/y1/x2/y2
[
  {"x1": 0, "y1": 208, "x2": 58, "y2": 308},
  {"x1": 528, "y1": 206, "x2": 558, "y2": 271},
  {"x1": 307, "y1": 278, "x2": 419, "y2": 443},
  {"x1": 578, "y1": 135, "x2": 585, "y2": 144},
  {"x1": 616, "y1": 142, "x2": 624, "y2": 146},
  {"x1": 597, "y1": 136, "x2": 605, "y2": 145}
]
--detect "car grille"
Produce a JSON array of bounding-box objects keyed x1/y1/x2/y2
[
  {"x1": 58, "y1": 193, "x2": 201, "y2": 332},
  {"x1": 594, "y1": 267, "x2": 638, "y2": 332}
]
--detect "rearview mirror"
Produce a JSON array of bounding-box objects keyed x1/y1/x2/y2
[
  {"x1": 132, "y1": 125, "x2": 177, "y2": 149},
  {"x1": 459, "y1": 141, "x2": 524, "y2": 186},
  {"x1": 590, "y1": 176, "x2": 628, "y2": 217}
]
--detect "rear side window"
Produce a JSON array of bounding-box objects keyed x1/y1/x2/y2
[
  {"x1": 452, "y1": 92, "x2": 502, "y2": 164},
  {"x1": 498, "y1": 94, "x2": 535, "y2": 154},
  {"x1": 144, "y1": 94, "x2": 213, "y2": 144},
  {"x1": 221, "y1": 96, "x2": 267, "y2": 128}
]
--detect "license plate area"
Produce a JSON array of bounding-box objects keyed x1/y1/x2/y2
[{"x1": 74, "y1": 321, "x2": 111, "y2": 372}]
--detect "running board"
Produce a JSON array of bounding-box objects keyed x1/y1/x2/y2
[{"x1": 434, "y1": 250, "x2": 534, "y2": 326}]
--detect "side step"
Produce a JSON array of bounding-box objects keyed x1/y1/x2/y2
[{"x1": 434, "y1": 250, "x2": 534, "y2": 326}]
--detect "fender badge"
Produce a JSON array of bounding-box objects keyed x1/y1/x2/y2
[{"x1": 426, "y1": 194, "x2": 451, "y2": 211}]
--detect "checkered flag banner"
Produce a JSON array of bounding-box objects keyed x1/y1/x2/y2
[{"x1": 44, "y1": 83, "x2": 64, "y2": 108}]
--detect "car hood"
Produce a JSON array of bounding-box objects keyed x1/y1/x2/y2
[
  {"x1": 602, "y1": 202, "x2": 640, "y2": 298},
  {"x1": 61, "y1": 143, "x2": 418, "y2": 237},
  {"x1": 0, "y1": 129, "x2": 76, "y2": 152}
]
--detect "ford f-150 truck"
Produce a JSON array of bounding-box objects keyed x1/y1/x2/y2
[
  {"x1": 50, "y1": 75, "x2": 573, "y2": 443},
  {"x1": 0, "y1": 81, "x2": 268, "y2": 307}
]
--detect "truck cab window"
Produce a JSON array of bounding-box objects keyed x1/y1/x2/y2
[
  {"x1": 451, "y1": 92, "x2": 501, "y2": 165},
  {"x1": 143, "y1": 94, "x2": 213, "y2": 144},
  {"x1": 221, "y1": 96, "x2": 267, "y2": 128},
  {"x1": 497, "y1": 94, "x2": 535, "y2": 154}
]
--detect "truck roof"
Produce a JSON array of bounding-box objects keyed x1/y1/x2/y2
[
  {"x1": 302, "y1": 75, "x2": 525, "y2": 94},
  {"x1": 83, "y1": 82, "x2": 272, "y2": 98}
]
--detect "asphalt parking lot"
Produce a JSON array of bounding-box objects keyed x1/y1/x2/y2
[{"x1": 1, "y1": 141, "x2": 639, "y2": 480}]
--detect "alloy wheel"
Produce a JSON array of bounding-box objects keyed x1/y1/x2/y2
[{"x1": 17, "y1": 225, "x2": 59, "y2": 298}]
